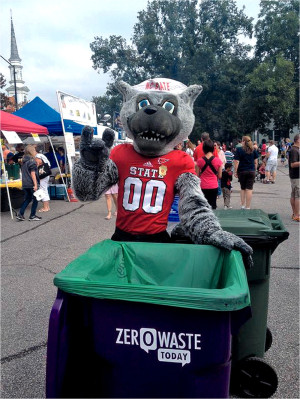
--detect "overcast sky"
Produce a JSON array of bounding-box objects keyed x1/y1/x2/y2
[{"x1": 0, "y1": 0, "x2": 260, "y2": 111}]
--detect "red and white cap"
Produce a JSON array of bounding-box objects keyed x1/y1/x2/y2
[{"x1": 133, "y1": 78, "x2": 187, "y2": 94}]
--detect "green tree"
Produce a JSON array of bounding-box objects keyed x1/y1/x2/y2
[
  {"x1": 253, "y1": 0, "x2": 299, "y2": 131},
  {"x1": 92, "y1": 84, "x2": 124, "y2": 129},
  {"x1": 240, "y1": 55, "x2": 296, "y2": 135},
  {"x1": 0, "y1": 73, "x2": 8, "y2": 110},
  {"x1": 255, "y1": 0, "x2": 299, "y2": 69},
  {"x1": 90, "y1": 0, "x2": 254, "y2": 142}
]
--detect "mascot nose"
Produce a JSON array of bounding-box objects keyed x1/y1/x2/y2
[{"x1": 144, "y1": 106, "x2": 157, "y2": 115}]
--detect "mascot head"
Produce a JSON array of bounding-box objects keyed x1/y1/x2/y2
[{"x1": 116, "y1": 78, "x2": 202, "y2": 157}]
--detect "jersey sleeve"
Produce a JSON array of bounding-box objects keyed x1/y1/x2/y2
[
  {"x1": 110, "y1": 144, "x2": 127, "y2": 165},
  {"x1": 182, "y1": 152, "x2": 197, "y2": 174}
]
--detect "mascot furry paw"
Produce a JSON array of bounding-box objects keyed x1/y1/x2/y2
[{"x1": 73, "y1": 78, "x2": 253, "y2": 267}]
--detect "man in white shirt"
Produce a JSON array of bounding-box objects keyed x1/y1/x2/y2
[{"x1": 265, "y1": 140, "x2": 279, "y2": 183}]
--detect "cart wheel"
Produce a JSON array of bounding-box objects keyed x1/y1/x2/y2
[
  {"x1": 265, "y1": 327, "x2": 273, "y2": 352},
  {"x1": 230, "y1": 357, "x2": 278, "y2": 398}
]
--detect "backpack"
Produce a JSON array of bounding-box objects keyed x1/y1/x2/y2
[
  {"x1": 38, "y1": 161, "x2": 51, "y2": 179},
  {"x1": 200, "y1": 156, "x2": 218, "y2": 175}
]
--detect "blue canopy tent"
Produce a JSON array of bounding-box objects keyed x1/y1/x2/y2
[
  {"x1": 13, "y1": 96, "x2": 86, "y2": 135},
  {"x1": 13, "y1": 97, "x2": 87, "y2": 202}
]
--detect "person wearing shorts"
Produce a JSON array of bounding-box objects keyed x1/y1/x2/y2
[
  {"x1": 234, "y1": 136, "x2": 259, "y2": 209},
  {"x1": 289, "y1": 134, "x2": 300, "y2": 222},
  {"x1": 104, "y1": 184, "x2": 118, "y2": 220},
  {"x1": 265, "y1": 140, "x2": 279, "y2": 183}
]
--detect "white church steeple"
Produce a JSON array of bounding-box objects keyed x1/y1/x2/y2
[{"x1": 6, "y1": 12, "x2": 30, "y2": 106}]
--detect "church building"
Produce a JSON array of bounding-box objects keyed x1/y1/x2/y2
[{"x1": 5, "y1": 15, "x2": 30, "y2": 107}]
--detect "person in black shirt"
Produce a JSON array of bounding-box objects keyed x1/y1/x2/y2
[
  {"x1": 234, "y1": 136, "x2": 259, "y2": 209},
  {"x1": 289, "y1": 134, "x2": 300, "y2": 221},
  {"x1": 16, "y1": 145, "x2": 42, "y2": 221},
  {"x1": 11, "y1": 144, "x2": 25, "y2": 164}
]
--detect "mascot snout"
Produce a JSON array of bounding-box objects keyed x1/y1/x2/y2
[
  {"x1": 143, "y1": 106, "x2": 157, "y2": 115},
  {"x1": 127, "y1": 105, "x2": 182, "y2": 155}
]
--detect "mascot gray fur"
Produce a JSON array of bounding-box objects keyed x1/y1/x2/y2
[{"x1": 73, "y1": 78, "x2": 253, "y2": 267}]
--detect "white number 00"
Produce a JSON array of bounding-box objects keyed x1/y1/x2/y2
[{"x1": 123, "y1": 177, "x2": 166, "y2": 214}]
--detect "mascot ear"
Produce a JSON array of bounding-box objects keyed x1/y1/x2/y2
[
  {"x1": 179, "y1": 85, "x2": 203, "y2": 106},
  {"x1": 115, "y1": 80, "x2": 137, "y2": 102}
]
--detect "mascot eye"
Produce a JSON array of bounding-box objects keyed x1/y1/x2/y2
[
  {"x1": 162, "y1": 101, "x2": 175, "y2": 114},
  {"x1": 138, "y1": 99, "x2": 150, "y2": 109}
]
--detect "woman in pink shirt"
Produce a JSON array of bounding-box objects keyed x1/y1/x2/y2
[{"x1": 197, "y1": 139, "x2": 223, "y2": 209}]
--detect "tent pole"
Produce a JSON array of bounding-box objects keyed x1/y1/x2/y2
[
  {"x1": 56, "y1": 90, "x2": 74, "y2": 202},
  {"x1": 0, "y1": 145, "x2": 14, "y2": 219},
  {"x1": 47, "y1": 136, "x2": 70, "y2": 201}
]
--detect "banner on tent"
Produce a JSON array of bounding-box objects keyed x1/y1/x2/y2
[
  {"x1": 57, "y1": 91, "x2": 97, "y2": 128},
  {"x1": 64, "y1": 132, "x2": 75, "y2": 157},
  {"x1": 31, "y1": 133, "x2": 41, "y2": 142},
  {"x1": 1, "y1": 131, "x2": 23, "y2": 144}
]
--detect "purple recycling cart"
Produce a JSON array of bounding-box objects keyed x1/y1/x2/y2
[
  {"x1": 46, "y1": 290, "x2": 250, "y2": 398},
  {"x1": 46, "y1": 240, "x2": 250, "y2": 398}
]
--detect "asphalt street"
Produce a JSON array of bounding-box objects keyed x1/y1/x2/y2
[{"x1": 1, "y1": 162, "x2": 299, "y2": 398}]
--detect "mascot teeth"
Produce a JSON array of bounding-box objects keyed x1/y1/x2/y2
[{"x1": 139, "y1": 131, "x2": 164, "y2": 141}]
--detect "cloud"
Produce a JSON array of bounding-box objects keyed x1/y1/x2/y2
[
  {"x1": 0, "y1": 0, "x2": 260, "y2": 110},
  {"x1": 0, "y1": 0, "x2": 148, "y2": 108}
]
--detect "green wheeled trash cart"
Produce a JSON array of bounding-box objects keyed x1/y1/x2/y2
[{"x1": 214, "y1": 209, "x2": 289, "y2": 398}]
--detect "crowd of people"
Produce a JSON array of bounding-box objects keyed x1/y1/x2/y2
[
  {"x1": 1, "y1": 132, "x2": 299, "y2": 223},
  {"x1": 175, "y1": 134, "x2": 299, "y2": 221}
]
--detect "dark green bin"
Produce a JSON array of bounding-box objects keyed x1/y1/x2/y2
[
  {"x1": 5, "y1": 163, "x2": 20, "y2": 180},
  {"x1": 214, "y1": 209, "x2": 289, "y2": 397}
]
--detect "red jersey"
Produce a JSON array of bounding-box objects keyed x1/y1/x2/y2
[
  {"x1": 193, "y1": 143, "x2": 218, "y2": 162},
  {"x1": 110, "y1": 144, "x2": 196, "y2": 234}
]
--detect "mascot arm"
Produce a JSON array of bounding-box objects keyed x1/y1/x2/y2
[
  {"x1": 72, "y1": 126, "x2": 119, "y2": 201},
  {"x1": 175, "y1": 172, "x2": 253, "y2": 268}
]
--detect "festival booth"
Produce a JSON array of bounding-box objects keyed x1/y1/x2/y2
[
  {"x1": 13, "y1": 94, "x2": 131, "y2": 208},
  {"x1": 14, "y1": 95, "x2": 124, "y2": 187},
  {"x1": 14, "y1": 95, "x2": 100, "y2": 192},
  {"x1": 13, "y1": 96, "x2": 85, "y2": 136},
  {"x1": 0, "y1": 110, "x2": 52, "y2": 218},
  {"x1": 14, "y1": 96, "x2": 93, "y2": 201}
]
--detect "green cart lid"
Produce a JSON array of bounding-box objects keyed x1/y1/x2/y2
[{"x1": 214, "y1": 209, "x2": 289, "y2": 240}]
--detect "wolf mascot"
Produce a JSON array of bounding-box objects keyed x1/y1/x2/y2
[{"x1": 73, "y1": 78, "x2": 252, "y2": 266}]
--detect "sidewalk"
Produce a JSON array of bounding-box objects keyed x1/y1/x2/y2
[{"x1": 1, "y1": 163, "x2": 299, "y2": 398}]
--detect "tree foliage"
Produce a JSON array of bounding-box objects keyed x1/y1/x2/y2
[
  {"x1": 240, "y1": 0, "x2": 299, "y2": 135},
  {"x1": 0, "y1": 73, "x2": 9, "y2": 110},
  {"x1": 255, "y1": 0, "x2": 299, "y2": 70},
  {"x1": 241, "y1": 56, "x2": 296, "y2": 135},
  {"x1": 92, "y1": 84, "x2": 123, "y2": 124},
  {"x1": 89, "y1": 0, "x2": 299, "y2": 142}
]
